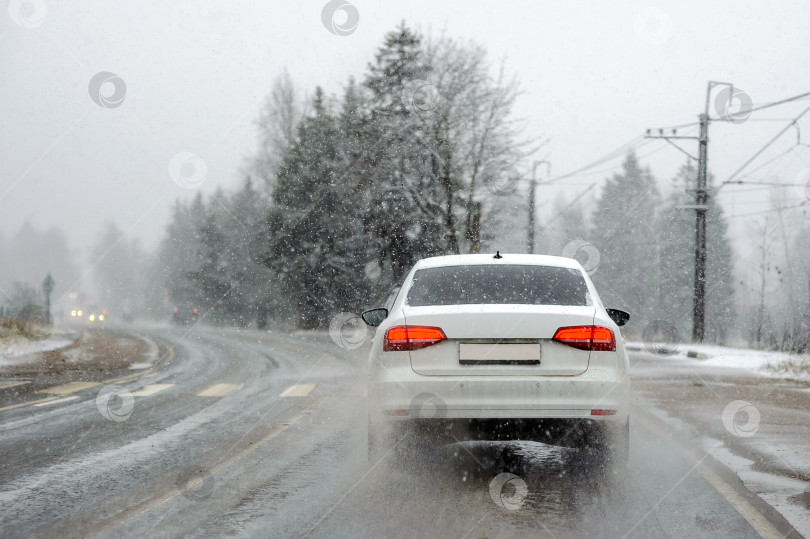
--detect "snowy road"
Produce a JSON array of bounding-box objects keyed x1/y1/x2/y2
[{"x1": 0, "y1": 326, "x2": 800, "y2": 537}]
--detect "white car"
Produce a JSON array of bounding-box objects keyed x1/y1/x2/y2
[{"x1": 363, "y1": 253, "x2": 631, "y2": 463}]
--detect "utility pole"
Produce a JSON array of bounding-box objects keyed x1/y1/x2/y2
[
  {"x1": 693, "y1": 111, "x2": 709, "y2": 342},
  {"x1": 42, "y1": 273, "x2": 55, "y2": 325},
  {"x1": 527, "y1": 160, "x2": 550, "y2": 254},
  {"x1": 649, "y1": 85, "x2": 809, "y2": 342},
  {"x1": 693, "y1": 81, "x2": 736, "y2": 342},
  {"x1": 527, "y1": 162, "x2": 537, "y2": 254},
  {"x1": 645, "y1": 81, "x2": 736, "y2": 342}
]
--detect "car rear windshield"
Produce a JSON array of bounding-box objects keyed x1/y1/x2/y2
[{"x1": 406, "y1": 264, "x2": 590, "y2": 306}]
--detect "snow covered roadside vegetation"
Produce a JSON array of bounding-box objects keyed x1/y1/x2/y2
[
  {"x1": 628, "y1": 341, "x2": 810, "y2": 382},
  {"x1": 0, "y1": 318, "x2": 77, "y2": 365}
]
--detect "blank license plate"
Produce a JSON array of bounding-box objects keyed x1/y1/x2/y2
[{"x1": 458, "y1": 343, "x2": 541, "y2": 365}]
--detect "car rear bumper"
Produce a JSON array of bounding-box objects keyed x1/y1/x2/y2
[{"x1": 368, "y1": 365, "x2": 630, "y2": 422}]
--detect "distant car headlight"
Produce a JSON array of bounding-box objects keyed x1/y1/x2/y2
[
  {"x1": 78, "y1": 310, "x2": 83, "y2": 317},
  {"x1": 89, "y1": 314, "x2": 95, "y2": 321},
  {"x1": 71, "y1": 310, "x2": 77, "y2": 317},
  {"x1": 99, "y1": 315, "x2": 104, "y2": 321}
]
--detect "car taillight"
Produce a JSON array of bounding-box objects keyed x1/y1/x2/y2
[
  {"x1": 553, "y1": 326, "x2": 615, "y2": 351},
  {"x1": 384, "y1": 325, "x2": 446, "y2": 351}
]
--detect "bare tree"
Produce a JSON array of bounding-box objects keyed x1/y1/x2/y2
[
  {"x1": 423, "y1": 35, "x2": 537, "y2": 254},
  {"x1": 250, "y1": 69, "x2": 306, "y2": 189}
]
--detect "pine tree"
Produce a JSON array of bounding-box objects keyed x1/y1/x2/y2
[
  {"x1": 590, "y1": 152, "x2": 661, "y2": 327},
  {"x1": 267, "y1": 88, "x2": 367, "y2": 327}
]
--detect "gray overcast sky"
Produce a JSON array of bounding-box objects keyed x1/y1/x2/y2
[{"x1": 2, "y1": 0, "x2": 810, "y2": 264}]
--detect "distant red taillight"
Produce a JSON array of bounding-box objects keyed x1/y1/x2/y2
[
  {"x1": 591, "y1": 409, "x2": 617, "y2": 416},
  {"x1": 553, "y1": 326, "x2": 616, "y2": 351},
  {"x1": 384, "y1": 325, "x2": 447, "y2": 351}
]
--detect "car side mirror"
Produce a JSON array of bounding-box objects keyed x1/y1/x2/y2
[
  {"x1": 606, "y1": 308, "x2": 630, "y2": 327},
  {"x1": 361, "y1": 308, "x2": 388, "y2": 327}
]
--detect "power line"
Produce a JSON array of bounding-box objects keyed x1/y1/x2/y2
[
  {"x1": 541, "y1": 182, "x2": 598, "y2": 229},
  {"x1": 723, "y1": 145, "x2": 798, "y2": 184},
  {"x1": 746, "y1": 91, "x2": 810, "y2": 115},
  {"x1": 550, "y1": 135, "x2": 681, "y2": 183},
  {"x1": 727, "y1": 202, "x2": 807, "y2": 219},
  {"x1": 543, "y1": 134, "x2": 648, "y2": 184},
  {"x1": 719, "y1": 106, "x2": 810, "y2": 188}
]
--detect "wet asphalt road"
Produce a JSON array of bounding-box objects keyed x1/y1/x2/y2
[{"x1": 0, "y1": 326, "x2": 797, "y2": 538}]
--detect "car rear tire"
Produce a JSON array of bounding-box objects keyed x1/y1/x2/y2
[{"x1": 574, "y1": 419, "x2": 628, "y2": 466}]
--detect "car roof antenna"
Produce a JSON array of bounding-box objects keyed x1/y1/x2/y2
[{"x1": 493, "y1": 251, "x2": 503, "y2": 259}]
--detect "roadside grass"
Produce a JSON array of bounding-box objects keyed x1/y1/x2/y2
[
  {"x1": 0, "y1": 317, "x2": 52, "y2": 341},
  {"x1": 766, "y1": 357, "x2": 810, "y2": 382}
]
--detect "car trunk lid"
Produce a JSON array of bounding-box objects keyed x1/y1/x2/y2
[{"x1": 403, "y1": 304, "x2": 596, "y2": 376}]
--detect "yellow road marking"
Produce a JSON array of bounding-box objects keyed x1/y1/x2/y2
[
  {"x1": 0, "y1": 345, "x2": 175, "y2": 414},
  {"x1": 35, "y1": 381, "x2": 100, "y2": 395},
  {"x1": 34, "y1": 396, "x2": 78, "y2": 407},
  {"x1": 0, "y1": 396, "x2": 59, "y2": 412},
  {"x1": 0, "y1": 381, "x2": 31, "y2": 389},
  {"x1": 280, "y1": 383, "x2": 316, "y2": 397},
  {"x1": 634, "y1": 409, "x2": 784, "y2": 539},
  {"x1": 197, "y1": 383, "x2": 243, "y2": 397},
  {"x1": 129, "y1": 384, "x2": 175, "y2": 397}
]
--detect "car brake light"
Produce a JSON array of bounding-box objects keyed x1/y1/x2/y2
[
  {"x1": 384, "y1": 325, "x2": 446, "y2": 351},
  {"x1": 553, "y1": 326, "x2": 616, "y2": 351},
  {"x1": 591, "y1": 409, "x2": 617, "y2": 416}
]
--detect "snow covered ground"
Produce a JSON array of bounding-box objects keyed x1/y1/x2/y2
[
  {"x1": 0, "y1": 329, "x2": 78, "y2": 366},
  {"x1": 627, "y1": 341, "x2": 810, "y2": 382}
]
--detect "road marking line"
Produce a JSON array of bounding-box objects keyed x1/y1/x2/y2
[
  {"x1": 129, "y1": 384, "x2": 175, "y2": 397},
  {"x1": 35, "y1": 381, "x2": 100, "y2": 395},
  {"x1": 0, "y1": 344, "x2": 175, "y2": 415},
  {"x1": 280, "y1": 383, "x2": 316, "y2": 397},
  {"x1": 34, "y1": 396, "x2": 78, "y2": 407},
  {"x1": 197, "y1": 383, "x2": 243, "y2": 397},
  {"x1": 0, "y1": 381, "x2": 31, "y2": 389},
  {"x1": 634, "y1": 409, "x2": 784, "y2": 539}
]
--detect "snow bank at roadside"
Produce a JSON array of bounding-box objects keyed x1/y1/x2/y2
[
  {"x1": 0, "y1": 329, "x2": 78, "y2": 365},
  {"x1": 627, "y1": 341, "x2": 810, "y2": 381}
]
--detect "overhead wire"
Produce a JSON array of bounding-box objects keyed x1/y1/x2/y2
[
  {"x1": 719, "y1": 106, "x2": 810, "y2": 189},
  {"x1": 727, "y1": 202, "x2": 807, "y2": 219},
  {"x1": 542, "y1": 133, "x2": 649, "y2": 184}
]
